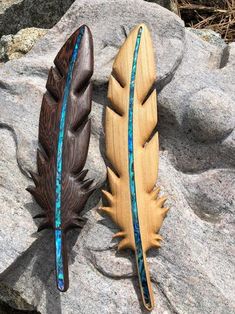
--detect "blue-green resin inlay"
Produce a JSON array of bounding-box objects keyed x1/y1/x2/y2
[
  {"x1": 55, "y1": 229, "x2": 64, "y2": 290},
  {"x1": 128, "y1": 27, "x2": 151, "y2": 307},
  {"x1": 55, "y1": 27, "x2": 84, "y2": 291}
]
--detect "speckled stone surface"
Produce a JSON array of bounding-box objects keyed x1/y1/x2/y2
[
  {"x1": 187, "y1": 28, "x2": 227, "y2": 48},
  {"x1": 0, "y1": 0, "x2": 234, "y2": 313}
]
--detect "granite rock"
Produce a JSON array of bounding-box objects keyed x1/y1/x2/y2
[{"x1": 0, "y1": 0, "x2": 234, "y2": 313}]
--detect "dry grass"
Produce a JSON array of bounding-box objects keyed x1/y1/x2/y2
[{"x1": 173, "y1": 0, "x2": 235, "y2": 43}]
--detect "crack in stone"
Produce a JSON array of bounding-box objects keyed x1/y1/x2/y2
[
  {"x1": 157, "y1": 282, "x2": 180, "y2": 314},
  {"x1": 0, "y1": 298, "x2": 40, "y2": 314},
  {"x1": 220, "y1": 45, "x2": 230, "y2": 69},
  {"x1": 84, "y1": 247, "x2": 135, "y2": 281},
  {"x1": 156, "y1": 33, "x2": 187, "y2": 94},
  {"x1": 0, "y1": 123, "x2": 30, "y2": 178}
]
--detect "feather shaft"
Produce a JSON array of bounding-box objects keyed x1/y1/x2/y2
[
  {"x1": 128, "y1": 26, "x2": 152, "y2": 309},
  {"x1": 54, "y1": 28, "x2": 84, "y2": 291}
]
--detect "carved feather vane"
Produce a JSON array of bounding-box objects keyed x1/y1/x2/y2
[
  {"x1": 101, "y1": 24, "x2": 169, "y2": 310},
  {"x1": 27, "y1": 25, "x2": 94, "y2": 292}
]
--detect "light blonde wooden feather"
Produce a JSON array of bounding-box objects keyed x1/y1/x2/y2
[{"x1": 100, "y1": 23, "x2": 169, "y2": 311}]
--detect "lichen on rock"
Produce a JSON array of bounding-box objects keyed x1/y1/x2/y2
[{"x1": 0, "y1": 27, "x2": 48, "y2": 62}]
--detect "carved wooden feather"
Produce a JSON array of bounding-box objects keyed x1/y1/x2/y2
[
  {"x1": 27, "y1": 25, "x2": 94, "y2": 292},
  {"x1": 100, "y1": 24, "x2": 169, "y2": 310}
]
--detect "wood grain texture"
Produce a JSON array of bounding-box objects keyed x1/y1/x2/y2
[
  {"x1": 101, "y1": 24, "x2": 169, "y2": 310},
  {"x1": 27, "y1": 25, "x2": 94, "y2": 292}
]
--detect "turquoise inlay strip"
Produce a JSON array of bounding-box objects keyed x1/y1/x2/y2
[
  {"x1": 55, "y1": 229, "x2": 64, "y2": 290},
  {"x1": 128, "y1": 27, "x2": 151, "y2": 307},
  {"x1": 55, "y1": 27, "x2": 84, "y2": 291}
]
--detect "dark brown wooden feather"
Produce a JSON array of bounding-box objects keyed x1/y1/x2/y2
[{"x1": 26, "y1": 25, "x2": 94, "y2": 291}]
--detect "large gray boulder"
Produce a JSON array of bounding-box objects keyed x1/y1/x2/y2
[{"x1": 0, "y1": 0, "x2": 234, "y2": 313}]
